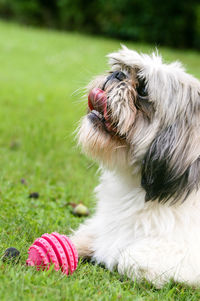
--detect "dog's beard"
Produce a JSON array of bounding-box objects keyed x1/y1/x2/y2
[
  {"x1": 77, "y1": 72, "x2": 143, "y2": 168},
  {"x1": 78, "y1": 63, "x2": 156, "y2": 170}
]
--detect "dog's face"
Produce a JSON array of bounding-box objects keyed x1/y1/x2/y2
[{"x1": 78, "y1": 46, "x2": 200, "y2": 204}]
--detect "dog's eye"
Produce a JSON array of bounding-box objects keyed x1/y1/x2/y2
[{"x1": 136, "y1": 78, "x2": 148, "y2": 98}]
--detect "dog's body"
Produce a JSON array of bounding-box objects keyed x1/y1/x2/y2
[{"x1": 71, "y1": 47, "x2": 200, "y2": 287}]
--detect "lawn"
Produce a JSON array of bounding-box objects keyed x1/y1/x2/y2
[{"x1": 0, "y1": 20, "x2": 200, "y2": 301}]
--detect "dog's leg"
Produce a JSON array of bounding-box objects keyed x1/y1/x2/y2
[
  {"x1": 70, "y1": 222, "x2": 95, "y2": 258},
  {"x1": 117, "y1": 238, "x2": 198, "y2": 287}
]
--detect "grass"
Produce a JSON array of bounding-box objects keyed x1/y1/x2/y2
[{"x1": 0, "y1": 20, "x2": 200, "y2": 300}]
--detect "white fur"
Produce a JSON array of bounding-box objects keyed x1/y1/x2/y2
[{"x1": 73, "y1": 168, "x2": 200, "y2": 286}]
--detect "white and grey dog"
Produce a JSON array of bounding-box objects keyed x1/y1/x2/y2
[{"x1": 71, "y1": 46, "x2": 200, "y2": 287}]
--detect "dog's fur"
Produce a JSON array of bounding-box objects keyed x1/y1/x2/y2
[{"x1": 71, "y1": 46, "x2": 200, "y2": 287}]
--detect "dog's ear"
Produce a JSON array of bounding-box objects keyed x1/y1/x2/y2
[{"x1": 141, "y1": 121, "x2": 200, "y2": 204}]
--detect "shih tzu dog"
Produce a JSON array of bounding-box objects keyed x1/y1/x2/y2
[{"x1": 71, "y1": 46, "x2": 200, "y2": 287}]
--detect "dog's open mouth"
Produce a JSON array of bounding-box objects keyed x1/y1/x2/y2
[
  {"x1": 88, "y1": 88, "x2": 117, "y2": 133},
  {"x1": 88, "y1": 88, "x2": 107, "y2": 118}
]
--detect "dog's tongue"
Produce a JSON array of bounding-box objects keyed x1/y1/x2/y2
[
  {"x1": 88, "y1": 88, "x2": 107, "y2": 116},
  {"x1": 88, "y1": 88, "x2": 117, "y2": 133}
]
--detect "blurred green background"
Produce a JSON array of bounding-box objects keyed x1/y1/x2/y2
[
  {"x1": 0, "y1": 19, "x2": 199, "y2": 300},
  {"x1": 0, "y1": 1, "x2": 200, "y2": 299},
  {"x1": 0, "y1": 0, "x2": 199, "y2": 49}
]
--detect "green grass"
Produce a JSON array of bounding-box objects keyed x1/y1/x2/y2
[{"x1": 0, "y1": 20, "x2": 200, "y2": 301}]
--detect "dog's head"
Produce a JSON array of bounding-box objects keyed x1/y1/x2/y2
[{"x1": 78, "y1": 46, "x2": 200, "y2": 204}]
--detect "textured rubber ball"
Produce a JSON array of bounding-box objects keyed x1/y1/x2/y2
[{"x1": 2, "y1": 247, "x2": 20, "y2": 263}]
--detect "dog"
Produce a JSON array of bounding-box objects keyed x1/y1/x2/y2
[{"x1": 71, "y1": 46, "x2": 200, "y2": 287}]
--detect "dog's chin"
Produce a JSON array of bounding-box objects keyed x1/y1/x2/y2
[
  {"x1": 87, "y1": 110, "x2": 108, "y2": 133},
  {"x1": 78, "y1": 115, "x2": 128, "y2": 169}
]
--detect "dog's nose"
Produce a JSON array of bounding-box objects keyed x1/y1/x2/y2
[
  {"x1": 103, "y1": 71, "x2": 127, "y2": 90},
  {"x1": 107, "y1": 71, "x2": 127, "y2": 82}
]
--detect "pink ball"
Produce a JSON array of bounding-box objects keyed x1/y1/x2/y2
[{"x1": 26, "y1": 232, "x2": 78, "y2": 275}]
